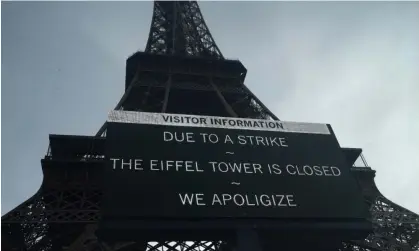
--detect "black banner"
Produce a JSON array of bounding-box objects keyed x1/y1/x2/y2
[{"x1": 102, "y1": 117, "x2": 369, "y2": 221}]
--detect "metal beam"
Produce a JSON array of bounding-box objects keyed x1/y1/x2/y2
[
  {"x1": 242, "y1": 84, "x2": 279, "y2": 121},
  {"x1": 210, "y1": 78, "x2": 238, "y2": 117},
  {"x1": 95, "y1": 68, "x2": 142, "y2": 137},
  {"x1": 162, "y1": 75, "x2": 172, "y2": 113}
]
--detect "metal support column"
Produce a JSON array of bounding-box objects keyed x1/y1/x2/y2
[
  {"x1": 210, "y1": 78, "x2": 238, "y2": 117},
  {"x1": 162, "y1": 75, "x2": 172, "y2": 113}
]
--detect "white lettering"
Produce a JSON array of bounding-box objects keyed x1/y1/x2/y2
[
  {"x1": 134, "y1": 159, "x2": 143, "y2": 170},
  {"x1": 233, "y1": 194, "x2": 245, "y2": 206},
  {"x1": 200, "y1": 133, "x2": 219, "y2": 143},
  {"x1": 208, "y1": 134, "x2": 219, "y2": 143},
  {"x1": 163, "y1": 131, "x2": 173, "y2": 142},
  {"x1": 149, "y1": 160, "x2": 203, "y2": 172},
  {"x1": 178, "y1": 193, "x2": 194, "y2": 205},
  {"x1": 111, "y1": 158, "x2": 119, "y2": 169},
  {"x1": 196, "y1": 194, "x2": 206, "y2": 206},
  {"x1": 268, "y1": 164, "x2": 281, "y2": 175},
  {"x1": 260, "y1": 195, "x2": 272, "y2": 206},
  {"x1": 236, "y1": 135, "x2": 288, "y2": 147},
  {"x1": 323, "y1": 166, "x2": 332, "y2": 176},
  {"x1": 207, "y1": 194, "x2": 298, "y2": 207},
  {"x1": 208, "y1": 162, "x2": 264, "y2": 175},
  {"x1": 212, "y1": 194, "x2": 223, "y2": 206},
  {"x1": 285, "y1": 164, "x2": 341, "y2": 177},
  {"x1": 150, "y1": 160, "x2": 159, "y2": 171},
  {"x1": 200, "y1": 133, "x2": 209, "y2": 143},
  {"x1": 224, "y1": 134, "x2": 234, "y2": 144},
  {"x1": 110, "y1": 158, "x2": 145, "y2": 171},
  {"x1": 222, "y1": 194, "x2": 232, "y2": 204},
  {"x1": 121, "y1": 159, "x2": 132, "y2": 169},
  {"x1": 178, "y1": 193, "x2": 206, "y2": 206},
  {"x1": 287, "y1": 195, "x2": 297, "y2": 207},
  {"x1": 331, "y1": 166, "x2": 341, "y2": 176},
  {"x1": 163, "y1": 131, "x2": 195, "y2": 143}
]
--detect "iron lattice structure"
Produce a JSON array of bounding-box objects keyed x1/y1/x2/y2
[{"x1": 2, "y1": 1, "x2": 419, "y2": 251}]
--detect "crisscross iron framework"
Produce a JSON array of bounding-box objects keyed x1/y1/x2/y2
[{"x1": 2, "y1": 1, "x2": 418, "y2": 251}]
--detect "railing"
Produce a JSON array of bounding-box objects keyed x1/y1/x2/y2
[
  {"x1": 80, "y1": 154, "x2": 106, "y2": 161},
  {"x1": 353, "y1": 153, "x2": 370, "y2": 168},
  {"x1": 46, "y1": 144, "x2": 51, "y2": 157},
  {"x1": 360, "y1": 153, "x2": 369, "y2": 167},
  {"x1": 44, "y1": 144, "x2": 105, "y2": 161}
]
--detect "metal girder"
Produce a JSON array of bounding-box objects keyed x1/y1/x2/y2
[
  {"x1": 126, "y1": 79, "x2": 244, "y2": 94},
  {"x1": 3, "y1": 156, "x2": 418, "y2": 251},
  {"x1": 96, "y1": 70, "x2": 275, "y2": 137},
  {"x1": 145, "y1": 1, "x2": 223, "y2": 58},
  {"x1": 359, "y1": 196, "x2": 419, "y2": 251},
  {"x1": 94, "y1": 0, "x2": 278, "y2": 138},
  {"x1": 2, "y1": 190, "x2": 101, "y2": 224},
  {"x1": 2, "y1": 1, "x2": 419, "y2": 251},
  {"x1": 210, "y1": 77, "x2": 239, "y2": 117}
]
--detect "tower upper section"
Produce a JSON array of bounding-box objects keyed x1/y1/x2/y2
[{"x1": 145, "y1": 1, "x2": 223, "y2": 58}]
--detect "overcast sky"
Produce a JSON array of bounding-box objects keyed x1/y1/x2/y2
[{"x1": 2, "y1": 1, "x2": 418, "y2": 215}]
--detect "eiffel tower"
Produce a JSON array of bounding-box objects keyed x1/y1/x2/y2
[{"x1": 2, "y1": 1, "x2": 419, "y2": 251}]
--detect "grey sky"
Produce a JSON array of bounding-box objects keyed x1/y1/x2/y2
[{"x1": 2, "y1": 2, "x2": 418, "y2": 215}]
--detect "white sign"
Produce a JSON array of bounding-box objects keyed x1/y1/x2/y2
[{"x1": 107, "y1": 110, "x2": 330, "y2": 135}]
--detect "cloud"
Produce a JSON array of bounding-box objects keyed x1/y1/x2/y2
[{"x1": 268, "y1": 2, "x2": 419, "y2": 213}]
